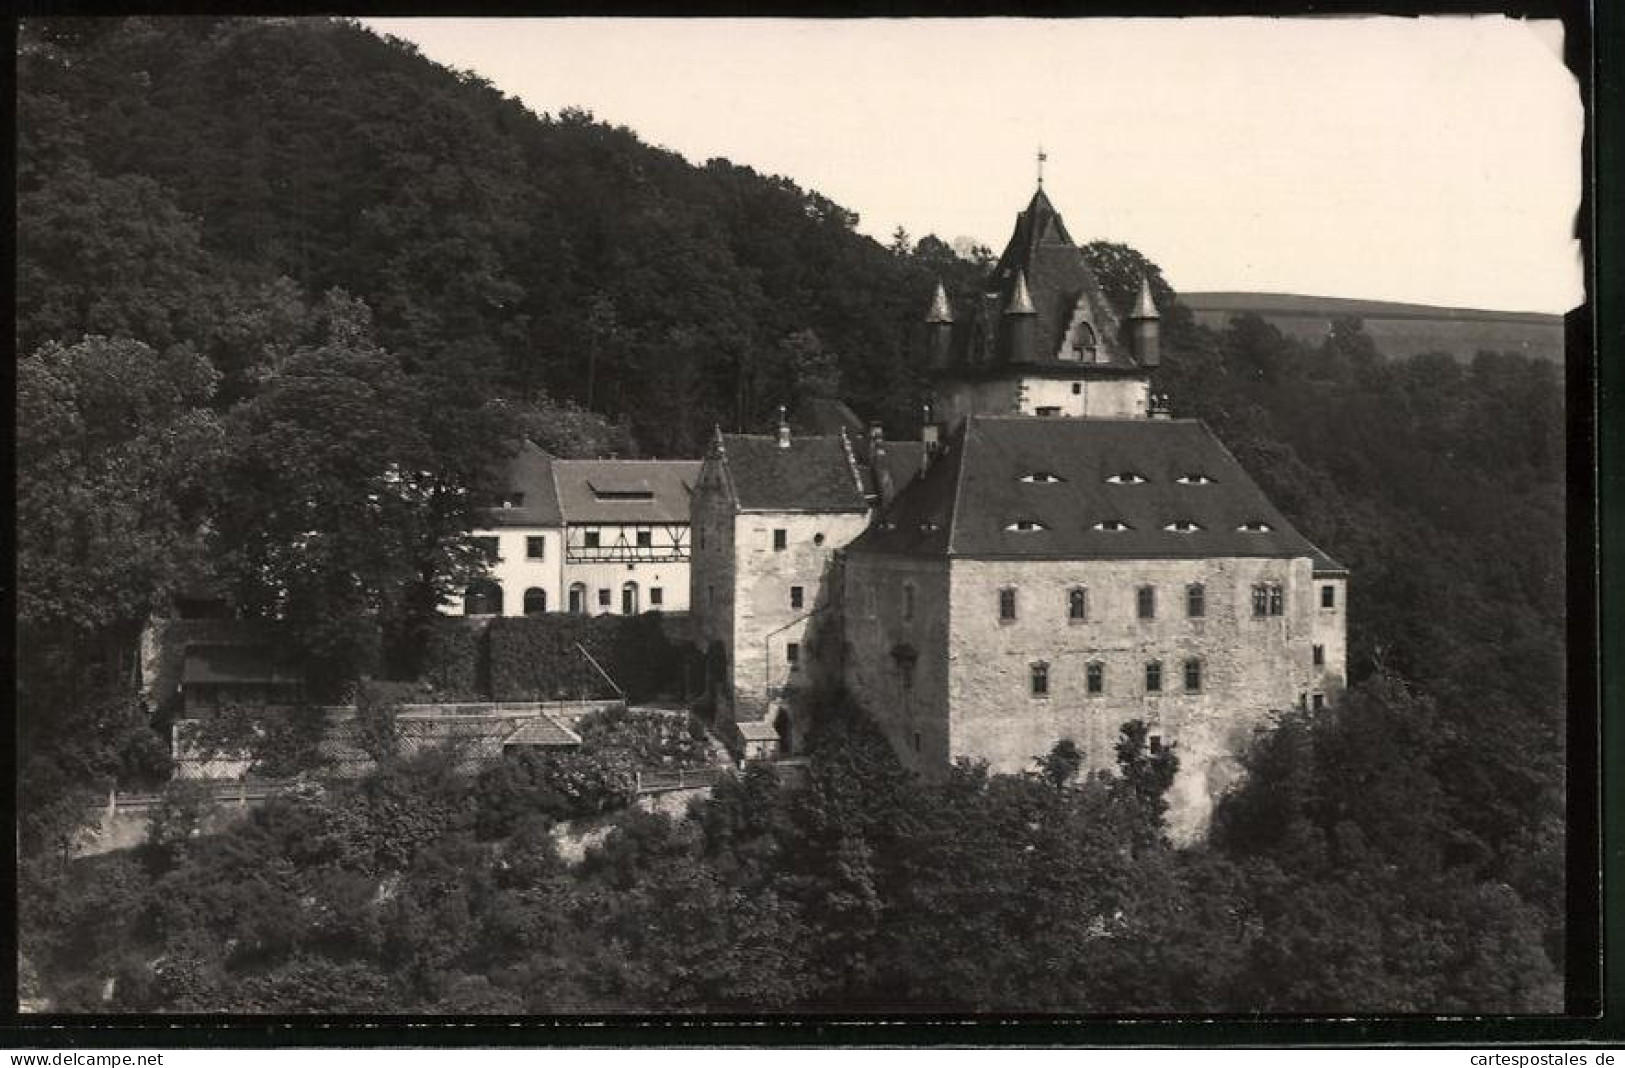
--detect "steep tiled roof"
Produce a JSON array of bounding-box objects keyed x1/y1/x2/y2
[
  {"x1": 553, "y1": 460, "x2": 702, "y2": 524},
  {"x1": 849, "y1": 415, "x2": 1335, "y2": 562},
  {"x1": 944, "y1": 187, "x2": 1139, "y2": 372},
  {"x1": 720, "y1": 433, "x2": 868, "y2": 513},
  {"x1": 479, "y1": 440, "x2": 564, "y2": 528}
]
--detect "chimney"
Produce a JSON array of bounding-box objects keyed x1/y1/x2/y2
[
  {"x1": 868, "y1": 426, "x2": 893, "y2": 506},
  {"x1": 776, "y1": 405, "x2": 791, "y2": 448},
  {"x1": 1128, "y1": 276, "x2": 1161, "y2": 368},
  {"x1": 925, "y1": 281, "x2": 954, "y2": 369},
  {"x1": 920, "y1": 403, "x2": 940, "y2": 476}
]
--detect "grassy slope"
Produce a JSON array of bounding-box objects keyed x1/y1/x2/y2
[{"x1": 1181, "y1": 291, "x2": 1565, "y2": 363}]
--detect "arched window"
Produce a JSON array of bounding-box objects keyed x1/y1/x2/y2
[
  {"x1": 523, "y1": 588, "x2": 548, "y2": 616},
  {"x1": 464, "y1": 579, "x2": 503, "y2": 617},
  {"x1": 1186, "y1": 583, "x2": 1206, "y2": 618},
  {"x1": 1071, "y1": 322, "x2": 1098, "y2": 360},
  {"x1": 568, "y1": 582, "x2": 587, "y2": 615},
  {"x1": 1068, "y1": 587, "x2": 1088, "y2": 622}
]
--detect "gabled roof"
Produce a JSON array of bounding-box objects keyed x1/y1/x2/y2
[
  {"x1": 553, "y1": 460, "x2": 702, "y2": 525},
  {"x1": 479, "y1": 440, "x2": 564, "y2": 528},
  {"x1": 849, "y1": 415, "x2": 1338, "y2": 564},
  {"x1": 717, "y1": 433, "x2": 868, "y2": 513},
  {"x1": 503, "y1": 713, "x2": 583, "y2": 748}
]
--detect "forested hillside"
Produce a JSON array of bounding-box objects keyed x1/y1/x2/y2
[{"x1": 17, "y1": 16, "x2": 1574, "y2": 1015}]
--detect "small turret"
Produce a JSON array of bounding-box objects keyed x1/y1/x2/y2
[
  {"x1": 925, "y1": 281, "x2": 954, "y2": 368},
  {"x1": 1129, "y1": 276, "x2": 1161, "y2": 367},
  {"x1": 1001, "y1": 270, "x2": 1037, "y2": 363}
]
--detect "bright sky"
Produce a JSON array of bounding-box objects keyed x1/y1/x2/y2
[{"x1": 364, "y1": 16, "x2": 1583, "y2": 314}]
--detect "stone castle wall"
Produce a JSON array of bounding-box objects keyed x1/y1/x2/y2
[{"x1": 945, "y1": 555, "x2": 1340, "y2": 840}]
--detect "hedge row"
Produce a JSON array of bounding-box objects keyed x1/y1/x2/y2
[
  {"x1": 487, "y1": 614, "x2": 685, "y2": 702},
  {"x1": 412, "y1": 614, "x2": 687, "y2": 703}
]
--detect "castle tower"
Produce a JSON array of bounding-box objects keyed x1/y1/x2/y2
[
  {"x1": 929, "y1": 186, "x2": 1153, "y2": 425},
  {"x1": 1128, "y1": 276, "x2": 1161, "y2": 367}
]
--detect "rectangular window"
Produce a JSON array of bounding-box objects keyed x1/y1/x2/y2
[
  {"x1": 1184, "y1": 658, "x2": 1203, "y2": 693},
  {"x1": 773, "y1": 529, "x2": 787, "y2": 551},
  {"x1": 786, "y1": 642, "x2": 801, "y2": 669},
  {"x1": 1030, "y1": 662, "x2": 1049, "y2": 697},
  {"x1": 1138, "y1": 585, "x2": 1156, "y2": 620},
  {"x1": 597, "y1": 588, "x2": 611, "y2": 607},
  {"x1": 999, "y1": 587, "x2": 1017, "y2": 622},
  {"x1": 901, "y1": 659, "x2": 915, "y2": 691},
  {"x1": 1068, "y1": 587, "x2": 1088, "y2": 621},
  {"x1": 583, "y1": 531, "x2": 601, "y2": 549},
  {"x1": 1071, "y1": 382, "x2": 1082, "y2": 395},
  {"x1": 1312, "y1": 644, "x2": 1325, "y2": 667},
  {"x1": 526, "y1": 536, "x2": 546, "y2": 560},
  {"x1": 471, "y1": 536, "x2": 500, "y2": 562},
  {"x1": 1145, "y1": 661, "x2": 1163, "y2": 693},
  {"x1": 1322, "y1": 584, "x2": 1337, "y2": 609},
  {"x1": 707, "y1": 585, "x2": 715, "y2": 608},
  {"x1": 790, "y1": 586, "x2": 805, "y2": 610},
  {"x1": 1149, "y1": 734, "x2": 1165, "y2": 755},
  {"x1": 903, "y1": 585, "x2": 915, "y2": 621},
  {"x1": 1187, "y1": 584, "x2": 1205, "y2": 618},
  {"x1": 1035, "y1": 406, "x2": 1061, "y2": 417},
  {"x1": 1087, "y1": 662, "x2": 1104, "y2": 695},
  {"x1": 650, "y1": 587, "x2": 664, "y2": 607},
  {"x1": 636, "y1": 529, "x2": 653, "y2": 548},
  {"x1": 1252, "y1": 585, "x2": 1269, "y2": 617},
  {"x1": 913, "y1": 732, "x2": 921, "y2": 753},
  {"x1": 1270, "y1": 585, "x2": 1285, "y2": 616},
  {"x1": 1312, "y1": 692, "x2": 1326, "y2": 711}
]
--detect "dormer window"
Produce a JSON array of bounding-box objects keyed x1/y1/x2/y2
[
  {"x1": 1005, "y1": 519, "x2": 1048, "y2": 533},
  {"x1": 1069, "y1": 322, "x2": 1098, "y2": 361},
  {"x1": 500, "y1": 492, "x2": 524, "y2": 509},
  {"x1": 1176, "y1": 474, "x2": 1216, "y2": 485},
  {"x1": 1018, "y1": 472, "x2": 1064, "y2": 484},
  {"x1": 1163, "y1": 520, "x2": 1203, "y2": 533},
  {"x1": 1092, "y1": 519, "x2": 1133, "y2": 532},
  {"x1": 1106, "y1": 472, "x2": 1147, "y2": 485},
  {"x1": 1238, "y1": 520, "x2": 1274, "y2": 533}
]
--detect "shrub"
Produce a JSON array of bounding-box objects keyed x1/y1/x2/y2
[
  {"x1": 576, "y1": 706, "x2": 713, "y2": 769},
  {"x1": 487, "y1": 615, "x2": 683, "y2": 703}
]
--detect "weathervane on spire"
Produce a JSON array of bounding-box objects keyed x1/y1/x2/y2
[{"x1": 1036, "y1": 145, "x2": 1047, "y2": 186}]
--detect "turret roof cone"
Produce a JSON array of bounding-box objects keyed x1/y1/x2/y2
[
  {"x1": 1005, "y1": 270, "x2": 1036, "y2": 316},
  {"x1": 1131, "y1": 276, "x2": 1160, "y2": 319},
  {"x1": 926, "y1": 281, "x2": 954, "y2": 324}
]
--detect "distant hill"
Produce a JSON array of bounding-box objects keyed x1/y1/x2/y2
[{"x1": 1181, "y1": 292, "x2": 1565, "y2": 365}]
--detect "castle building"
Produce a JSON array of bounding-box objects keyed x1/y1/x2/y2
[
  {"x1": 451, "y1": 440, "x2": 701, "y2": 618},
  {"x1": 688, "y1": 425, "x2": 872, "y2": 755},
  {"x1": 843, "y1": 186, "x2": 1348, "y2": 839},
  {"x1": 689, "y1": 184, "x2": 1348, "y2": 837}
]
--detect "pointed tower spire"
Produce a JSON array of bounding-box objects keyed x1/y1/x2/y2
[
  {"x1": 926, "y1": 281, "x2": 953, "y2": 324},
  {"x1": 1128, "y1": 276, "x2": 1161, "y2": 368},
  {"x1": 1002, "y1": 270, "x2": 1037, "y2": 362},
  {"x1": 1005, "y1": 270, "x2": 1036, "y2": 316},
  {"x1": 1131, "y1": 276, "x2": 1159, "y2": 320}
]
